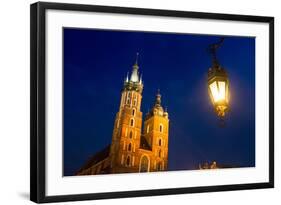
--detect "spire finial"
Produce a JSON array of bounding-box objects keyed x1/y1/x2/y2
[
  {"x1": 125, "y1": 72, "x2": 129, "y2": 82},
  {"x1": 130, "y1": 53, "x2": 140, "y2": 82},
  {"x1": 135, "y1": 52, "x2": 139, "y2": 66},
  {"x1": 139, "y1": 74, "x2": 142, "y2": 84},
  {"x1": 155, "y1": 89, "x2": 161, "y2": 106}
]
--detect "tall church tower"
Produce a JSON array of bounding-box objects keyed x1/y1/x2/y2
[
  {"x1": 143, "y1": 90, "x2": 169, "y2": 171},
  {"x1": 109, "y1": 54, "x2": 144, "y2": 173},
  {"x1": 77, "y1": 54, "x2": 170, "y2": 176}
]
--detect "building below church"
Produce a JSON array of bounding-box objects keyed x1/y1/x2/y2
[{"x1": 76, "y1": 55, "x2": 169, "y2": 175}]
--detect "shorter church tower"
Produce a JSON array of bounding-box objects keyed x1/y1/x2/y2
[{"x1": 143, "y1": 90, "x2": 169, "y2": 171}]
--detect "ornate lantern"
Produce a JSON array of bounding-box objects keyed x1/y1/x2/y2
[{"x1": 207, "y1": 38, "x2": 230, "y2": 118}]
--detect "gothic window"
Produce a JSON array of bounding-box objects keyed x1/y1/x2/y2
[
  {"x1": 158, "y1": 149, "x2": 162, "y2": 157},
  {"x1": 157, "y1": 162, "x2": 162, "y2": 171},
  {"x1": 139, "y1": 156, "x2": 149, "y2": 172},
  {"x1": 121, "y1": 154, "x2": 124, "y2": 165},
  {"x1": 158, "y1": 138, "x2": 162, "y2": 146},
  {"x1": 129, "y1": 131, "x2": 133, "y2": 139},
  {"x1": 130, "y1": 118, "x2": 134, "y2": 127},
  {"x1": 128, "y1": 143, "x2": 132, "y2": 151},
  {"x1": 132, "y1": 93, "x2": 137, "y2": 106},
  {"x1": 159, "y1": 124, "x2": 163, "y2": 133},
  {"x1": 132, "y1": 109, "x2": 135, "y2": 116},
  {"x1": 126, "y1": 156, "x2": 131, "y2": 166},
  {"x1": 126, "y1": 92, "x2": 131, "y2": 104},
  {"x1": 133, "y1": 99, "x2": 137, "y2": 106}
]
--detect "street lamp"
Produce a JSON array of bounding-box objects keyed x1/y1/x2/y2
[{"x1": 207, "y1": 38, "x2": 230, "y2": 119}]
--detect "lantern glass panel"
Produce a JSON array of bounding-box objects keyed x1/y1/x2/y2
[{"x1": 209, "y1": 81, "x2": 226, "y2": 103}]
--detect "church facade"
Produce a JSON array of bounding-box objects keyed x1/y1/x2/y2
[{"x1": 77, "y1": 56, "x2": 169, "y2": 175}]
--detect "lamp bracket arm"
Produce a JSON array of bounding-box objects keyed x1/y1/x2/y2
[{"x1": 208, "y1": 37, "x2": 225, "y2": 67}]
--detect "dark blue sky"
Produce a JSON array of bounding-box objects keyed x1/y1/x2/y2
[{"x1": 63, "y1": 28, "x2": 255, "y2": 176}]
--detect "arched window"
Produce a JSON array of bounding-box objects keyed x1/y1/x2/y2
[
  {"x1": 126, "y1": 156, "x2": 131, "y2": 166},
  {"x1": 133, "y1": 94, "x2": 137, "y2": 106},
  {"x1": 126, "y1": 92, "x2": 131, "y2": 104},
  {"x1": 158, "y1": 149, "x2": 162, "y2": 157},
  {"x1": 159, "y1": 124, "x2": 163, "y2": 133},
  {"x1": 128, "y1": 143, "x2": 132, "y2": 151},
  {"x1": 129, "y1": 131, "x2": 133, "y2": 138},
  {"x1": 158, "y1": 138, "x2": 162, "y2": 146},
  {"x1": 130, "y1": 118, "x2": 134, "y2": 127},
  {"x1": 132, "y1": 109, "x2": 135, "y2": 116},
  {"x1": 157, "y1": 162, "x2": 162, "y2": 171},
  {"x1": 139, "y1": 156, "x2": 149, "y2": 172},
  {"x1": 146, "y1": 125, "x2": 150, "y2": 133}
]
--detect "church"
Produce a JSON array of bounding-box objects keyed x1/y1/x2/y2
[{"x1": 76, "y1": 55, "x2": 170, "y2": 175}]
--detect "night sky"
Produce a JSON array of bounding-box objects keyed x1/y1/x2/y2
[{"x1": 63, "y1": 28, "x2": 255, "y2": 176}]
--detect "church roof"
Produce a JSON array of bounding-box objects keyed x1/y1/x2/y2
[{"x1": 76, "y1": 144, "x2": 110, "y2": 173}]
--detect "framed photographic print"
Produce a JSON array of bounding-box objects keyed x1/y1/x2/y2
[{"x1": 30, "y1": 1, "x2": 274, "y2": 203}]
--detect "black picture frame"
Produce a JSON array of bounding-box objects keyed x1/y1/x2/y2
[{"x1": 30, "y1": 1, "x2": 274, "y2": 203}]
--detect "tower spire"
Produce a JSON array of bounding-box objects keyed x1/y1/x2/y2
[
  {"x1": 155, "y1": 89, "x2": 161, "y2": 107},
  {"x1": 134, "y1": 52, "x2": 139, "y2": 66},
  {"x1": 125, "y1": 72, "x2": 129, "y2": 82},
  {"x1": 139, "y1": 74, "x2": 142, "y2": 84},
  {"x1": 130, "y1": 52, "x2": 140, "y2": 82}
]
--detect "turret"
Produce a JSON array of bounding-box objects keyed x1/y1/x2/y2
[{"x1": 143, "y1": 90, "x2": 169, "y2": 171}]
